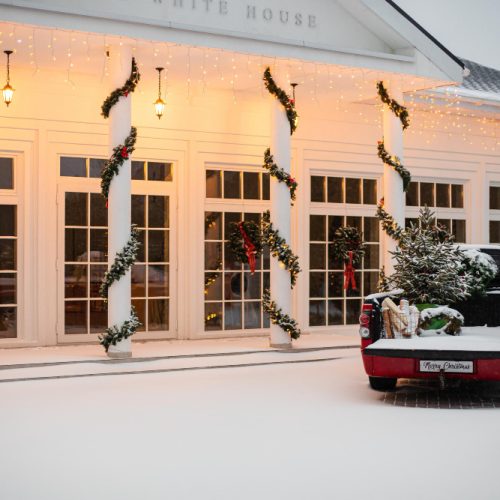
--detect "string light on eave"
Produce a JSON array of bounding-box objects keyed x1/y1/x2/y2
[
  {"x1": 2, "y1": 50, "x2": 14, "y2": 107},
  {"x1": 154, "y1": 66, "x2": 165, "y2": 119}
]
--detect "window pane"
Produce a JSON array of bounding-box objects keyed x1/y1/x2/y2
[
  {"x1": 262, "y1": 173, "x2": 270, "y2": 200},
  {"x1": 346, "y1": 216, "x2": 362, "y2": 232},
  {"x1": 311, "y1": 176, "x2": 325, "y2": 202},
  {"x1": 327, "y1": 177, "x2": 343, "y2": 203},
  {"x1": 452, "y1": 220, "x2": 466, "y2": 243},
  {"x1": 346, "y1": 300, "x2": 362, "y2": 324},
  {"x1": 131, "y1": 161, "x2": 145, "y2": 180},
  {"x1": 346, "y1": 178, "x2": 361, "y2": 204},
  {"x1": 149, "y1": 264, "x2": 169, "y2": 297},
  {"x1": 89, "y1": 301, "x2": 107, "y2": 333},
  {"x1": 65, "y1": 301, "x2": 87, "y2": 334},
  {"x1": 206, "y1": 170, "x2": 222, "y2": 198},
  {"x1": 0, "y1": 239, "x2": 15, "y2": 270},
  {"x1": 328, "y1": 300, "x2": 343, "y2": 326},
  {"x1": 310, "y1": 272, "x2": 326, "y2": 298},
  {"x1": 363, "y1": 272, "x2": 379, "y2": 296},
  {"x1": 244, "y1": 302, "x2": 261, "y2": 329},
  {"x1": 148, "y1": 162, "x2": 172, "y2": 182},
  {"x1": 205, "y1": 272, "x2": 222, "y2": 300},
  {"x1": 243, "y1": 172, "x2": 260, "y2": 200},
  {"x1": 309, "y1": 300, "x2": 326, "y2": 326},
  {"x1": 90, "y1": 229, "x2": 107, "y2": 262},
  {"x1": 65, "y1": 193, "x2": 87, "y2": 226},
  {"x1": 0, "y1": 205, "x2": 16, "y2": 236},
  {"x1": 420, "y1": 182, "x2": 434, "y2": 207},
  {"x1": 225, "y1": 272, "x2": 242, "y2": 300},
  {"x1": 136, "y1": 231, "x2": 145, "y2": 263},
  {"x1": 148, "y1": 230, "x2": 169, "y2": 262},
  {"x1": 0, "y1": 158, "x2": 13, "y2": 189},
  {"x1": 224, "y1": 171, "x2": 241, "y2": 199},
  {"x1": 205, "y1": 242, "x2": 222, "y2": 270},
  {"x1": 224, "y1": 212, "x2": 242, "y2": 240},
  {"x1": 364, "y1": 217, "x2": 379, "y2": 242},
  {"x1": 243, "y1": 272, "x2": 260, "y2": 300},
  {"x1": 490, "y1": 186, "x2": 500, "y2": 210},
  {"x1": 65, "y1": 265, "x2": 87, "y2": 298},
  {"x1": 132, "y1": 195, "x2": 146, "y2": 227},
  {"x1": 363, "y1": 244, "x2": 379, "y2": 269},
  {"x1": 89, "y1": 159, "x2": 106, "y2": 178},
  {"x1": 328, "y1": 246, "x2": 344, "y2": 271},
  {"x1": 149, "y1": 196, "x2": 169, "y2": 228},
  {"x1": 90, "y1": 193, "x2": 107, "y2": 227},
  {"x1": 148, "y1": 299, "x2": 169, "y2": 330},
  {"x1": 132, "y1": 299, "x2": 146, "y2": 332},
  {"x1": 65, "y1": 228, "x2": 87, "y2": 262},
  {"x1": 61, "y1": 157, "x2": 86, "y2": 177},
  {"x1": 224, "y1": 302, "x2": 242, "y2": 330},
  {"x1": 328, "y1": 271, "x2": 344, "y2": 297},
  {"x1": 436, "y1": 183, "x2": 450, "y2": 208},
  {"x1": 328, "y1": 216, "x2": 344, "y2": 240},
  {"x1": 205, "y1": 212, "x2": 222, "y2": 240},
  {"x1": 0, "y1": 273, "x2": 16, "y2": 304},
  {"x1": 89, "y1": 265, "x2": 106, "y2": 298},
  {"x1": 0, "y1": 307, "x2": 16, "y2": 338},
  {"x1": 451, "y1": 184, "x2": 464, "y2": 208},
  {"x1": 310, "y1": 215, "x2": 326, "y2": 241},
  {"x1": 406, "y1": 182, "x2": 418, "y2": 206},
  {"x1": 205, "y1": 302, "x2": 223, "y2": 331},
  {"x1": 310, "y1": 243, "x2": 326, "y2": 269},
  {"x1": 363, "y1": 179, "x2": 377, "y2": 205},
  {"x1": 490, "y1": 221, "x2": 500, "y2": 243},
  {"x1": 131, "y1": 264, "x2": 146, "y2": 297}
]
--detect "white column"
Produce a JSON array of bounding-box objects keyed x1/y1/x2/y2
[
  {"x1": 269, "y1": 99, "x2": 292, "y2": 348},
  {"x1": 107, "y1": 46, "x2": 132, "y2": 358},
  {"x1": 382, "y1": 82, "x2": 405, "y2": 276}
]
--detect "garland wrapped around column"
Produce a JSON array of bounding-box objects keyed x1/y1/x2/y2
[
  {"x1": 375, "y1": 81, "x2": 410, "y2": 241},
  {"x1": 99, "y1": 57, "x2": 142, "y2": 352},
  {"x1": 262, "y1": 66, "x2": 301, "y2": 341}
]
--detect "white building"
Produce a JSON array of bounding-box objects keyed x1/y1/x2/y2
[{"x1": 0, "y1": 0, "x2": 499, "y2": 352}]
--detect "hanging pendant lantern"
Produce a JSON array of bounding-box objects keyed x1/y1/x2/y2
[
  {"x1": 2, "y1": 50, "x2": 14, "y2": 107},
  {"x1": 154, "y1": 67, "x2": 165, "y2": 119}
]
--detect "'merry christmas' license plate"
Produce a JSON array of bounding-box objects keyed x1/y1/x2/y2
[{"x1": 419, "y1": 360, "x2": 474, "y2": 374}]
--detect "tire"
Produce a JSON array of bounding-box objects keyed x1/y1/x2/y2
[{"x1": 369, "y1": 376, "x2": 397, "y2": 391}]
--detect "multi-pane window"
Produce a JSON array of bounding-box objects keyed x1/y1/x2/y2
[
  {"x1": 490, "y1": 185, "x2": 500, "y2": 243},
  {"x1": 204, "y1": 211, "x2": 270, "y2": 331},
  {"x1": 60, "y1": 156, "x2": 173, "y2": 182},
  {"x1": 0, "y1": 203, "x2": 17, "y2": 338},
  {"x1": 206, "y1": 169, "x2": 270, "y2": 200},
  {"x1": 406, "y1": 181, "x2": 466, "y2": 242},
  {"x1": 309, "y1": 174, "x2": 379, "y2": 327},
  {"x1": 309, "y1": 214, "x2": 379, "y2": 326}
]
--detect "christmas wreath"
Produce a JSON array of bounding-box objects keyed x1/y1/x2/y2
[
  {"x1": 330, "y1": 226, "x2": 366, "y2": 291},
  {"x1": 228, "y1": 220, "x2": 263, "y2": 274}
]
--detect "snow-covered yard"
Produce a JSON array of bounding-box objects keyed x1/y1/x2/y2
[{"x1": 0, "y1": 350, "x2": 499, "y2": 500}]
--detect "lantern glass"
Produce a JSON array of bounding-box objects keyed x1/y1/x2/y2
[
  {"x1": 154, "y1": 97, "x2": 165, "y2": 119},
  {"x1": 2, "y1": 83, "x2": 13, "y2": 106}
]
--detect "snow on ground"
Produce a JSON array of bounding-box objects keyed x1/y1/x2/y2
[{"x1": 1, "y1": 352, "x2": 499, "y2": 500}]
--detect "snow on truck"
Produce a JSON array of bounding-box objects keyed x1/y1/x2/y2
[{"x1": 360, "y1": 245, "x2": 500, "y2": 391}]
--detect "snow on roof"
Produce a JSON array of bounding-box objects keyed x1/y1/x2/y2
[{"x1": 461, "y1": 59, "x2": 500, "y2": 95}]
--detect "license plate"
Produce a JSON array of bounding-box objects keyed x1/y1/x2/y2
[{"x1": 419, "y1": 360, "x2": 474, "y2": 374}]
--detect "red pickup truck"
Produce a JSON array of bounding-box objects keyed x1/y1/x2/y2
[{"x1": 360, "y1": 245, "x2": 500, "y2": 390}]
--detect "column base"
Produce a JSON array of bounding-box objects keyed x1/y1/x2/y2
[
  {"x1": 270, "y1": 341, "x2": 292, "y2": 350},
  {"x1": 107, "y1": 350, "x2": 132, "y2": 359}
]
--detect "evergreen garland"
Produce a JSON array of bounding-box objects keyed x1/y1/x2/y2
[
  {"x1": 100, "y1": 126, "x2": 137, "y2": 202},
  {"x1": 375, "y1": 200, "x2": 404, "y2": 241},
  {"x1": 262, "y1": 211, "x2": 301, "y2": 287},
  {"x1": 263, "y1": 67, "x2": 298, "y2": 135},
  {"x1": 99, "y1": 307, "x2": 141, "y2": 352},
  {"x1": 263, "y1": 288, "x2": 301, "y2": 340},
  {"x1": 99, "y1": 225, "x2": 141, "y2": 299},
  {"x1": 376, "y1": 81, "x2": 410, "y2": 130},
  {"x1": 377, "y1": 140, "x2": 411, "y2": 192},
  {"x1": 330, "y1": 226, "x2": 366, "y2": 267},
  {"x1": 263, "y1": 148, "x2": 298, "y2": 204},
  {"x1": 101, "y1": 58, "x2": 141, "y2": 118},
  {"x1": 228, "y1": 220, "x2": 263, "y2": 265}
]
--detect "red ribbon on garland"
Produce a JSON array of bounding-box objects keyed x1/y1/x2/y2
[
  {"x1": 343, "y1": 250, "x2": 357, "y2": 291},
  {"x1": 238, "y1": 222, "x2": 257, "y2": 274}
]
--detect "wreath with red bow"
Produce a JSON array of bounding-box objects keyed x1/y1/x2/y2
[
  {"x1": 330, "y1": 227, "x2": 366, "y2": 291},
  {"x1": 228, "y1": 220, "x2": 263, "y2": 274}
]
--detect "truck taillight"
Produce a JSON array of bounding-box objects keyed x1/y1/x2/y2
[{"x1": 359, "y1": 304, "x2": 373, "y2": 339}]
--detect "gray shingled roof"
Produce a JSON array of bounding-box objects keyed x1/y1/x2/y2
[{"x1": 461, "y1": 59, "x2": 500, "y2": 95}]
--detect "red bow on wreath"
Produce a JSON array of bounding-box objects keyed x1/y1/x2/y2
[
  {"x1": 238, "y1": 222, "x2": 257, "y2": 274},
  {"x1": 343, "y1": 250, "x2": 357, "y2": 291}
]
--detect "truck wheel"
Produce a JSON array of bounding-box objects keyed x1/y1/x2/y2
[{"x1": 369, "y1": 376, "x2": 397, "y2": 391}]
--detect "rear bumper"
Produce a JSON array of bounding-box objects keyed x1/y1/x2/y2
[{"x1": 362, "y1": 348, "x2": 500, "y2": 381}]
